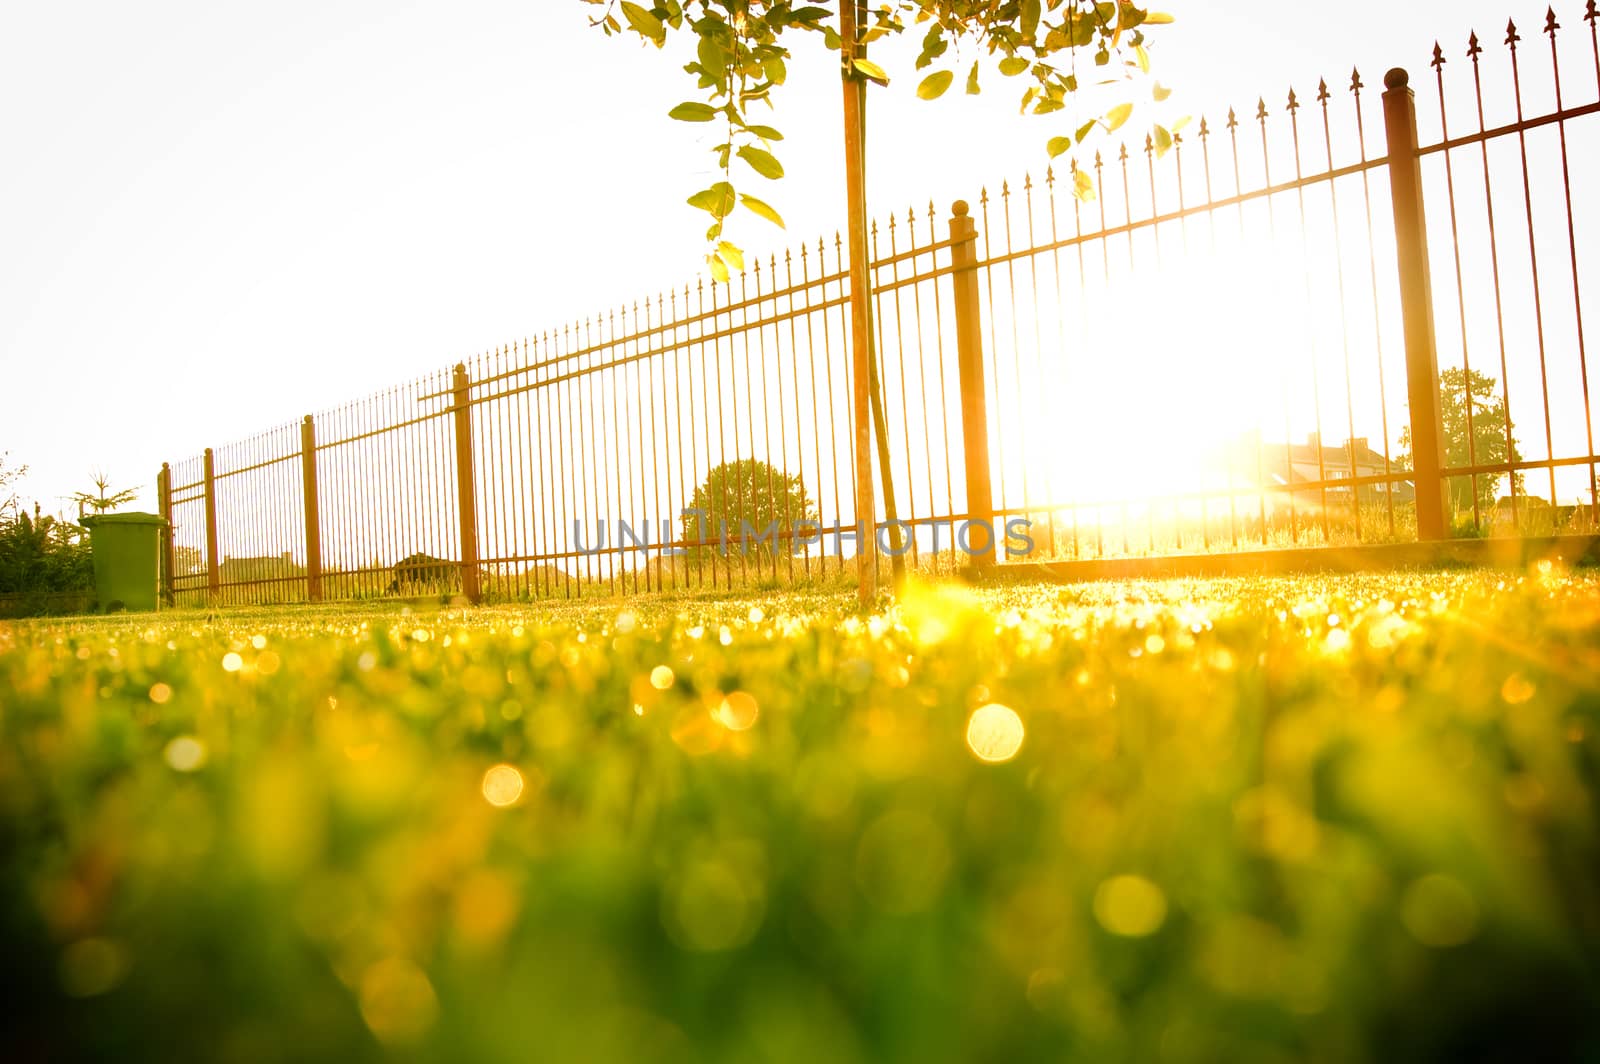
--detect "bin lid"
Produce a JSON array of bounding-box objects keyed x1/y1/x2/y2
[{"x1": 81, "y1": 511, "x2": 167, "y2": 528}]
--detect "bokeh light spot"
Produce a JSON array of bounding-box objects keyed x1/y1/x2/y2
[
  {"x1": 164, "y1": 736, "x2": 207, "y2": 772},
  {"x1": 650, "y1": 665, "x2": 676, "y2": 690},
  {"x1": 1094, "y1": 874, "x2": 1168, "y2": 937},
  {"x1": 1401, "y1": 874, "x2": 1479, "y2": 948},
  {"x1": 359, "y1": 957, "x2": 439, "y2": 1046},
  {"x1": 481, "y1": 764, "x2": 525, "y2": 808},
  {"x1": 714, "y1": 691, "x2": 760, "y2": 731},
  {"x1": 966, "y1": 703, "x2": 1025, "y2": 763}
]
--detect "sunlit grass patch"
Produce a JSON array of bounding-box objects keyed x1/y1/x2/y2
[{"x1": 1, "y1": 570, "x2": 1598, "y2": 1061}]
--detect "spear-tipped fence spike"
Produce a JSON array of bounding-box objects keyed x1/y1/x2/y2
[
  {"x1": 1587, "y1": 1, "x2": 1597, "y2": 25},
  {"x1": 1506, "y1": 19, "x2": 1520, "y2": 46},
  {"x1": 1045, "y1": 165, "x2": 1055, "y2": 185},
  {"x1": 1226, "y1": 107, "x2": 1238, "y2": 129},
  {"x1": 1144, "y1": 133, "x2": 1154, "y2": 151},
  {"x1": 1023, "y1": 172, "x2": 1033, "y2": 190},
  {"x1": 1469, "y1": 30, "x2": 1483, "y2": 58},
  {"x1": 1118, "y1": 142, "x2": 1129, "y2": 161},
  {"x1": 1350, "y1": 67, "x2": 1364, "y2": 92},
  {"x1": 1317, "y1": 78, "x2": 1331, "y2": 101},
  {"x1": 1199, "y1": 115, "x2": 1210, "y2": 136},
  {"x1": 1431, "y1": 42, "x2": 1446, "y2": 68},
  {"x1": 1256, "y1": 97, "x2": 1269, "y2": 120},
  {"x1": 1001, "y1": 179, "x2": 1010, "y2": 195},
  {"x1": 1545, "y1": 7, "x2": 1559, "y2": 35},
  {"x1": 1287, "y1": 87, "x2": 1299, "y2": 111},
  {"x1": 1094, "y1": 150, "x2": 1103, "y2": 166}
]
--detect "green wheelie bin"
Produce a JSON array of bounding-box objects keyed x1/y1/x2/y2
[{"x1": 80, "y1": 512, "x2": 167, "y2": 612}]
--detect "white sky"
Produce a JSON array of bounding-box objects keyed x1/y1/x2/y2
[{"x1": 0, "y1": 0, "x2": 1582, "y2": 512}]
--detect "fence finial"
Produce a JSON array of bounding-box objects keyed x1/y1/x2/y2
[
  {"x1": 1287, "y1": 87, "x2": 1299, "y2": 112},
  {"x1": 1384, "y1": 68, "x2": 1408, "y2": 90},
  {"x1": 1505, "y1": 19, "x2": 1520, "y2": 47},
  {"x1": 1255, "y1": 96, "x2": 1269, "y2": 121},
  {"x1": 1430, "y1": 42, "x2": 1446, "y2": 69},
  {"x1": 1587, "y1": 1, "x2": 1597, "y2": 25},
  {"x1": 1350, "y1": 67, "x2": 1364, "y2": 93},
  {"x1": 1544, "y1": 7, "x2": 1559, "y2": 36},
  {"x1": 1317, "y1": 78, "x2": 1331, "y2": 102},
  {"x1": 1468, "y1": 31, "x2": 1483, "y2": 60}
]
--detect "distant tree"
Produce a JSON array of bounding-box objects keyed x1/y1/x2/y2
[
  {"x1": 0, "y1": 453, "x2": 24, "y2": 520},
  {"x1": 681, "y1": 458, "x2": 816, "y2": 560},
  {"x1": 1400, "y1": 367, "x2": 1524, "y2": 515},
  {"x1": 70, "y1": 471, "x2": 139, "y2": 516}
]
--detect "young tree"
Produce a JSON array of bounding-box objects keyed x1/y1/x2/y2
[
  {"x1": 70, "y1": 471, "x2": 139, "y2": 517},
  {"x1": 1399, "y1": 367, "x2": 1523, "y2": 516},
  {"x1": 682, "y1": 458, "x2": 817, "y2": 563}
]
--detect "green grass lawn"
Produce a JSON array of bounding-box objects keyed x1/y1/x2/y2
[{"x1": 2, "y1": 570, "x2": 1598, "y2": 1062}]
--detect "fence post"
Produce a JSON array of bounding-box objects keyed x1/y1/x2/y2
[
  {"x1": 157, "y1": 463, "x2": 175, "y2": 607},
  {"x1": 300, "y1": 415, "x2": 323, "y2": 602},
  {"x1": 452, "y1": 362, "x2": 483, "y2": 604},
  {"x1": 1382, "y1": 67, "x2": 1448, "y2": 541},
  {"x1": 948, "y1": 200, "x2": 996, "y2": 566},
  {"x1": 203, "y1": 447, "x2": 220, "y2": 601}
]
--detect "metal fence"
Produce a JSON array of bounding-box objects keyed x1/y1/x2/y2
[{"x1": 160, "y1": 4, "x2": 1600, "y2": 606}]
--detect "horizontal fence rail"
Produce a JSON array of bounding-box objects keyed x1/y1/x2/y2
[{"x1": 162, "y1": 4, "x2": 1600, "y2": 607}]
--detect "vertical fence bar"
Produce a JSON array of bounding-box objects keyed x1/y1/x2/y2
[
  {"x1": 202, "y1": 447, "x2": 220, "y2": 600},
  {"x1": 1381, "y1": 67, "x2": 1448, "y2": 541},
  {"x1": 948, "y1": 199, "x2": 995, "y2": 566},
  {"x1": 158, "y1": 463, "x2": 175, "y2": 607},
  {"x1": 301, "y1": 414, "x2": 323, "y2": 602},
  {"x1": 453, "y1": 361, "x2": 482, "y2": 604}
]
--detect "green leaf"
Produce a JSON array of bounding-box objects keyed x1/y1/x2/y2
[
  {"x1": 966, "y1": 61, "x2": 981, "y2": 95},
  {"x1": 620, "y1": 1, "x2": 666, "y2": 45},
  {"x1": 1020, "y1": 0, "x2": 1042, "y2": 39},
  {"x1": 715, "y1": 241, "x2": 745, "y2": 273},
  {"x1": 852, "y1": 58, "x2": 890, "y2": 86},
  {"x1": 998, "y1": 57, "x2": 1030, "y2": 77},
  {"x1": 917, "y1": 70, "x2": 954, "y2": 100},
  {"x1": 1073, "y1": 164, "x2": 1097, "y2": 201},
  {"x1": 1047, "y1": 136, "x2": 1072, "y2": 159},
  {"x1": 687, "y1": 182, "x2": 736, "y2": 219},
  {"x1": 740, "y1": 193, "x2": 786, "y2": 229},
  {"x1": 1105, "y1": 102, "x2": 1134, "y2": 131},
  {"x1": 745, "y1": 124, "x2": 784, "y2": 141},
  {"x1": 737, "y1": 145, "x2": 784, "y2": 180},
  {"x1": 763, "y1": 54, "x2": 787, "y2": 86},
  {"x1": 668, "y1": 101, "x2": 718, "y2": 122}
]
